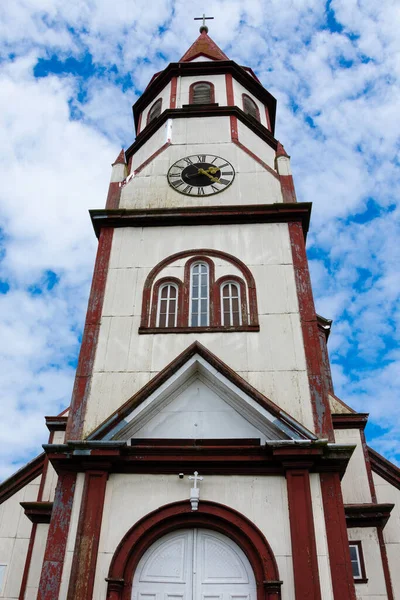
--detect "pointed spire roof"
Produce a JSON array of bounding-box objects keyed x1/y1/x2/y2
[
  {"x1": 112, "y1": 148, "x2": 126, "y2": 166},
  {"x1": 180, "y1": 30, "x2": 229, "y2": 62},
  {"x1": 276, "y1": 142, "x2": 289, "y2": 158}
]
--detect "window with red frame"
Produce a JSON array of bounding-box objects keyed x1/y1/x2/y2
[
  {"x1": 191, "y1": 82, "x2": 214, "y2": 104},
  {"x1": 349, "y1": 542, "x2": 367, "y2": 583},
  {"x1": 156, "y1": 283, "x2": 178, "y2": 328},
  {"x1": 221, "y1": 282, "x2": 241, "y2": 326}
]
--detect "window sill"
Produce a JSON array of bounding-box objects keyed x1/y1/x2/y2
[
  {"x1": 139, "y1": 325, "x2": 260, "y2": 334},
  {"x1": 354, "y1": 578, "x2": 368, "y2": 584}
]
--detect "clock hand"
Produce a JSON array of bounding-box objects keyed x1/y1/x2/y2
[{"x1": 198, "y1": 168, "x2": 220, "y2": 183}]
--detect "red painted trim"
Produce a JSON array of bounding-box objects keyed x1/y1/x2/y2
[
  {"x1": 230, "y1": 114, "x2": 239, "y2": 141},
  {"x1": 149, "y1": 276, "x2": 183, "y2": 328},
  {"x1": 179, "y1": 31, "x2": 229, "y2": 62},
  {"x1": 368, "y1": 445, "x2": 400, "y2": 490},
  {"x1": 330, "y1": 392, "x2": 356, "y2": 414},
  {"x1": 280, "y1": 174, "x2": 297, "y2": 203},
  {"x1": 320, "y1": 472, "x2": 357, "y2": 599},
  {"x1": 141, "y1": 249, "x2": 259, "y2": 330},
  {"x1": 233, "y1": 138, "x2": 280, "y2": 180},
  {"x1": 288, "y1": 222, "x2": 334, "y2": 440},
  {"x1": 242, "y1": 93, "x2": 261, "y2": 122},
  {"x1": 286, "y1": 470, "x2": 322, "y2": 600},
  {"x1": 377, "y1": 526, "x2": 395, "y2": 600},
  {"x1": 133, "y1": 141, "x2": 171, "y2": 175},
  {"x1": 189, "y1": 81, "x2": 215, "y2": 104},
  {"x1": 106, "y1": 182, "x2": 121, "y2": 210},
  {"x1": 18, "y1": 522, "x2": 37, "y2": 600},
  {"x1": 67, "y1": 471, "x2": 108, "y2": 600},
  {"x1": 146, "y1": 98, "x2": 162, "y2": 126},
  {"x1": 225, "y1": 73, "x2": 234, "y2": 105},
  {"x1": 170, "y1": 76, "x2": 177, "y2": 108},
  {"x1": 45, "y1": 416, "x2": 68, "y2": 431},
  {"x1": 0, "y1": 453, "x2": 44, "y2": 505},
  {"x1": 20, "y1": 501, "x2": 53, "y2": 523},
  {"x1": 66, "y1": 228, "x2": 114, "y2": 440},
  {"x1": 345, "y1": 503, "x2": 394, "y2": 528},
  {"x1": 37, "y1": 472, "x2": 77, "y2": 600},
  {"x1": 106, "y1": 500, "x2": 281, "y2": 600},
  {"x1": 139, "y1": 325, "x2": 260, "y2": 334},
  {"x1": 360, "y1": 430, "x2": 377, "y2": 502}
]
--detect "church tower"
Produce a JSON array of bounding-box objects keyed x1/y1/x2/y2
[{"x1": 1, "y1": 24, "x2": 399, "y2": 600}]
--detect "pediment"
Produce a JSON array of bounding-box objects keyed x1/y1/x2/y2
[{"x1": 91, "y1": 343, "x2": 316, "y2": 444}]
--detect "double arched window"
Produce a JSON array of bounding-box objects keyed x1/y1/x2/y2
[
  {"x1": 141, "y1": 251, "x2": 259, "y2": 333},
  {"x1": 189, "y1": 82, "x2": 215, "y2": 105},
  {"x1": 242, "y1": 94, "x2": 260, "y2": 122}
]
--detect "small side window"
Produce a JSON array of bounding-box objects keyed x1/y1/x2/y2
[
  {"x1": 349, "y1": 542, "x2": 367, "y2": 582},
  {"x1": 156, "y1": 284, "x2": 178, "y2": 328},
  {"x1": 190, "y1": 82, "x2": 214, "y2": 104},
  {"x1": 221, "y1": 282, "x2": 242, "y2": 326},
  {"x1": 242, "y1": 94, "x2": 260, "y2": 122},
  {"x1": 147, "y1": 98, "x2": 162, "y2": 124}
]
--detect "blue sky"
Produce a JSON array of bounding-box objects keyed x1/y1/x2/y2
[{"x1": 0, "y1": 0, "x2": 399, "y2": 479}]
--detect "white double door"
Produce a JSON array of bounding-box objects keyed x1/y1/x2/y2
[{"x1": 132, "y1": 528, "x2": 257, "y2": 600}]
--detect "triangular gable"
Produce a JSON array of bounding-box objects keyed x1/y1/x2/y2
[
  {"x1": 88, "y1": 342, "x2": 317, "y2": 443},
  {"x1": 0, "y1": 453, "x2": 44, "y2": 504},
  {"x1": 180, "y1": 31, "x2": 229, "y2": 62},
  {"x1": 329, "y1": 393, "x2": 355, "y2": 415}
]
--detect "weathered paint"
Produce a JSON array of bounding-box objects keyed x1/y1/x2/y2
[
  {"x1": 286, "y1": 469, "x2": 322, "y2": 599},
  {"x1": 320, "y1": 472, "x2": 357, "y2": 599},
  {"x1": 288, "y1": 221, "x2": 334, "y2": 440},
  {"x1": 66, "y1": 471, "x2": 108, "y2": 600},
  {"x1": 66, "y1": 228, "x2": 114, "y2": 440},
  {"x1": 37, "y1": 472, "x2": 77, "y2": 600}
]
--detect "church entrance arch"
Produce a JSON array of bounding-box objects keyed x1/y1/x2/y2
[
  {"x1": 132, "y1": 528, "x2": 257, "y2": 600},
  {"x1": 106, "y1": 501, "x2": 281, "y2": 600}
]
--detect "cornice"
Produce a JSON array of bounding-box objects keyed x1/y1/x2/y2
[
  {"x1": 126, "y1": 105, "x2": 278, "y2": 162},
  {"x1": 344, "y1": 503, "x2": 394, "y2": 529},
  {"x1": 90, "y1": 203, "x2": 312, "y2": 239},
  {"x1": 45, "y1": 415, "x2": 68, "y2": 432},
  {"x1": 0, "y1": 453, "x2": 44, "y2": 504},
  {"x1": 20, "y1": 501, "x2": 53, "y2": 524},
  {"x1": 43, "y1": 439, "x2": 355, "y2": 477},
  {"x1": 132, "y1": 60, "x2": 277, "y2": 134},
  {"x1": 332, "y1": 413, "x2": 369, "y2": 430}
]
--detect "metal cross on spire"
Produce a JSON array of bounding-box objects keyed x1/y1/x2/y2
[{"x1": 194, "y1": 13, "x2": 214, "y2": 33}]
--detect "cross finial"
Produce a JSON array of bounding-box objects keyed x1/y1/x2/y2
[
  {"x1": 194, "y1": 13, "x2": 214, "y2": 33},
  {"x1": 188, "y1": 471, "x2": 203, "y2": 489}
]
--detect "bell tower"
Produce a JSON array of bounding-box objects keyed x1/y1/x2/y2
[{"x1": 3, "y1": 24, "x2": 398, "y2": 600}]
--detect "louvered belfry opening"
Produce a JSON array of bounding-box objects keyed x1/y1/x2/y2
[
  {"x1": 192, "y1": 82, "x2": 213, "y2": 104},
  {"x1": 243, "y1": 94, "x2": 260, "y2": 121}
]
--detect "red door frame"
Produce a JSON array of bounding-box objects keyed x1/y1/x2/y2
[{"x1": 106, "y1": 500, "x2": 282, "y2": 600}]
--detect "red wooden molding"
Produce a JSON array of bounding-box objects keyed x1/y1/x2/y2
[
  {"x1": 332, "y1": 414, "x2": 369, "y2": 430},
  {"x1": 170, "y1": 76, "x2": 177, "y2": 108},
  {"x1": 20, "y1": 501, "x2": 53, "y2": 524},
  {"x1": 66, "y1": 228, "x2": 113, "y2": 440},
  {"x1": 377, "y1": 527, "x2": 395, "y2": 600},
  {"x1": 0, "y1": 453, "x2": 44, "y2": 505},
  {"x1": 67, "y1": 471, "x2": 108, "y2": 600},
  {"x1": 288, "y1": 221, "x2": 334, "y2": 440},
  {"x1": 286, "y1": 470, "x2": 322, "y2": 599},
  {"x1": 320, "y1": 472, "x2": 357, "y2": 599},
  {"x1": 368, "y1": 445, "x2": 400, "y2": 490},
  {"x1": 37, "y1": 472, "x2": 77, "y2": 600}
]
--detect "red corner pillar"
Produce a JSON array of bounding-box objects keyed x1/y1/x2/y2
[
  {"x1": 286, "y1": 469, "x2": 322, "y2": 600},
  {"x1": 37, "y1": 472, "x2": 77, "y2": 600},
  {"x1": 320, "y1": 472, "x2": 357, "y2": 600},
  {"x1": 66, "y1": 470, "x2": 109, "y2": 600}
]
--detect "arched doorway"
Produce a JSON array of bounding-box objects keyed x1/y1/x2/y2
[
  {"x1": 132, "y1": 528, "x2": 257, "y2": 600},
  {"x1": 106, "y1": 500, "x2": 281, "y2": 600}
]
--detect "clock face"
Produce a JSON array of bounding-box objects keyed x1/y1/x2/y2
[{"x1": 167, "y1": 154, "x2": 235, "y2": 196}]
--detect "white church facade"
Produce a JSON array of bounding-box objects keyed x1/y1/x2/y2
[{"x1": 0, "y1": 26, "x2": 399, "y2": 600}]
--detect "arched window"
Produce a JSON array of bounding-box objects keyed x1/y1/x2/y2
[
  {"x1": 242, "y1": 94, "x2": 260, "y2": 122},
  {"x1": 147, "y1": 98, "x2": 162, "y2": 124},
  {"x1": 156, "y1": 283, "x2": 178, "y2": 327},
  {"x1": 190, "y1": 82, "x2": 214, "y2": 104},
  {"x1": 221, "y1": 282, "x2": 242, "y2": 326},
  {"x1": 190, "y1": 262, "x2": 209, "y2": 326}
]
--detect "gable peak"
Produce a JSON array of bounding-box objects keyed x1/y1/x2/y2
[{"x1": 180, "y1": 30, "x2": 229, "y2": 62}]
